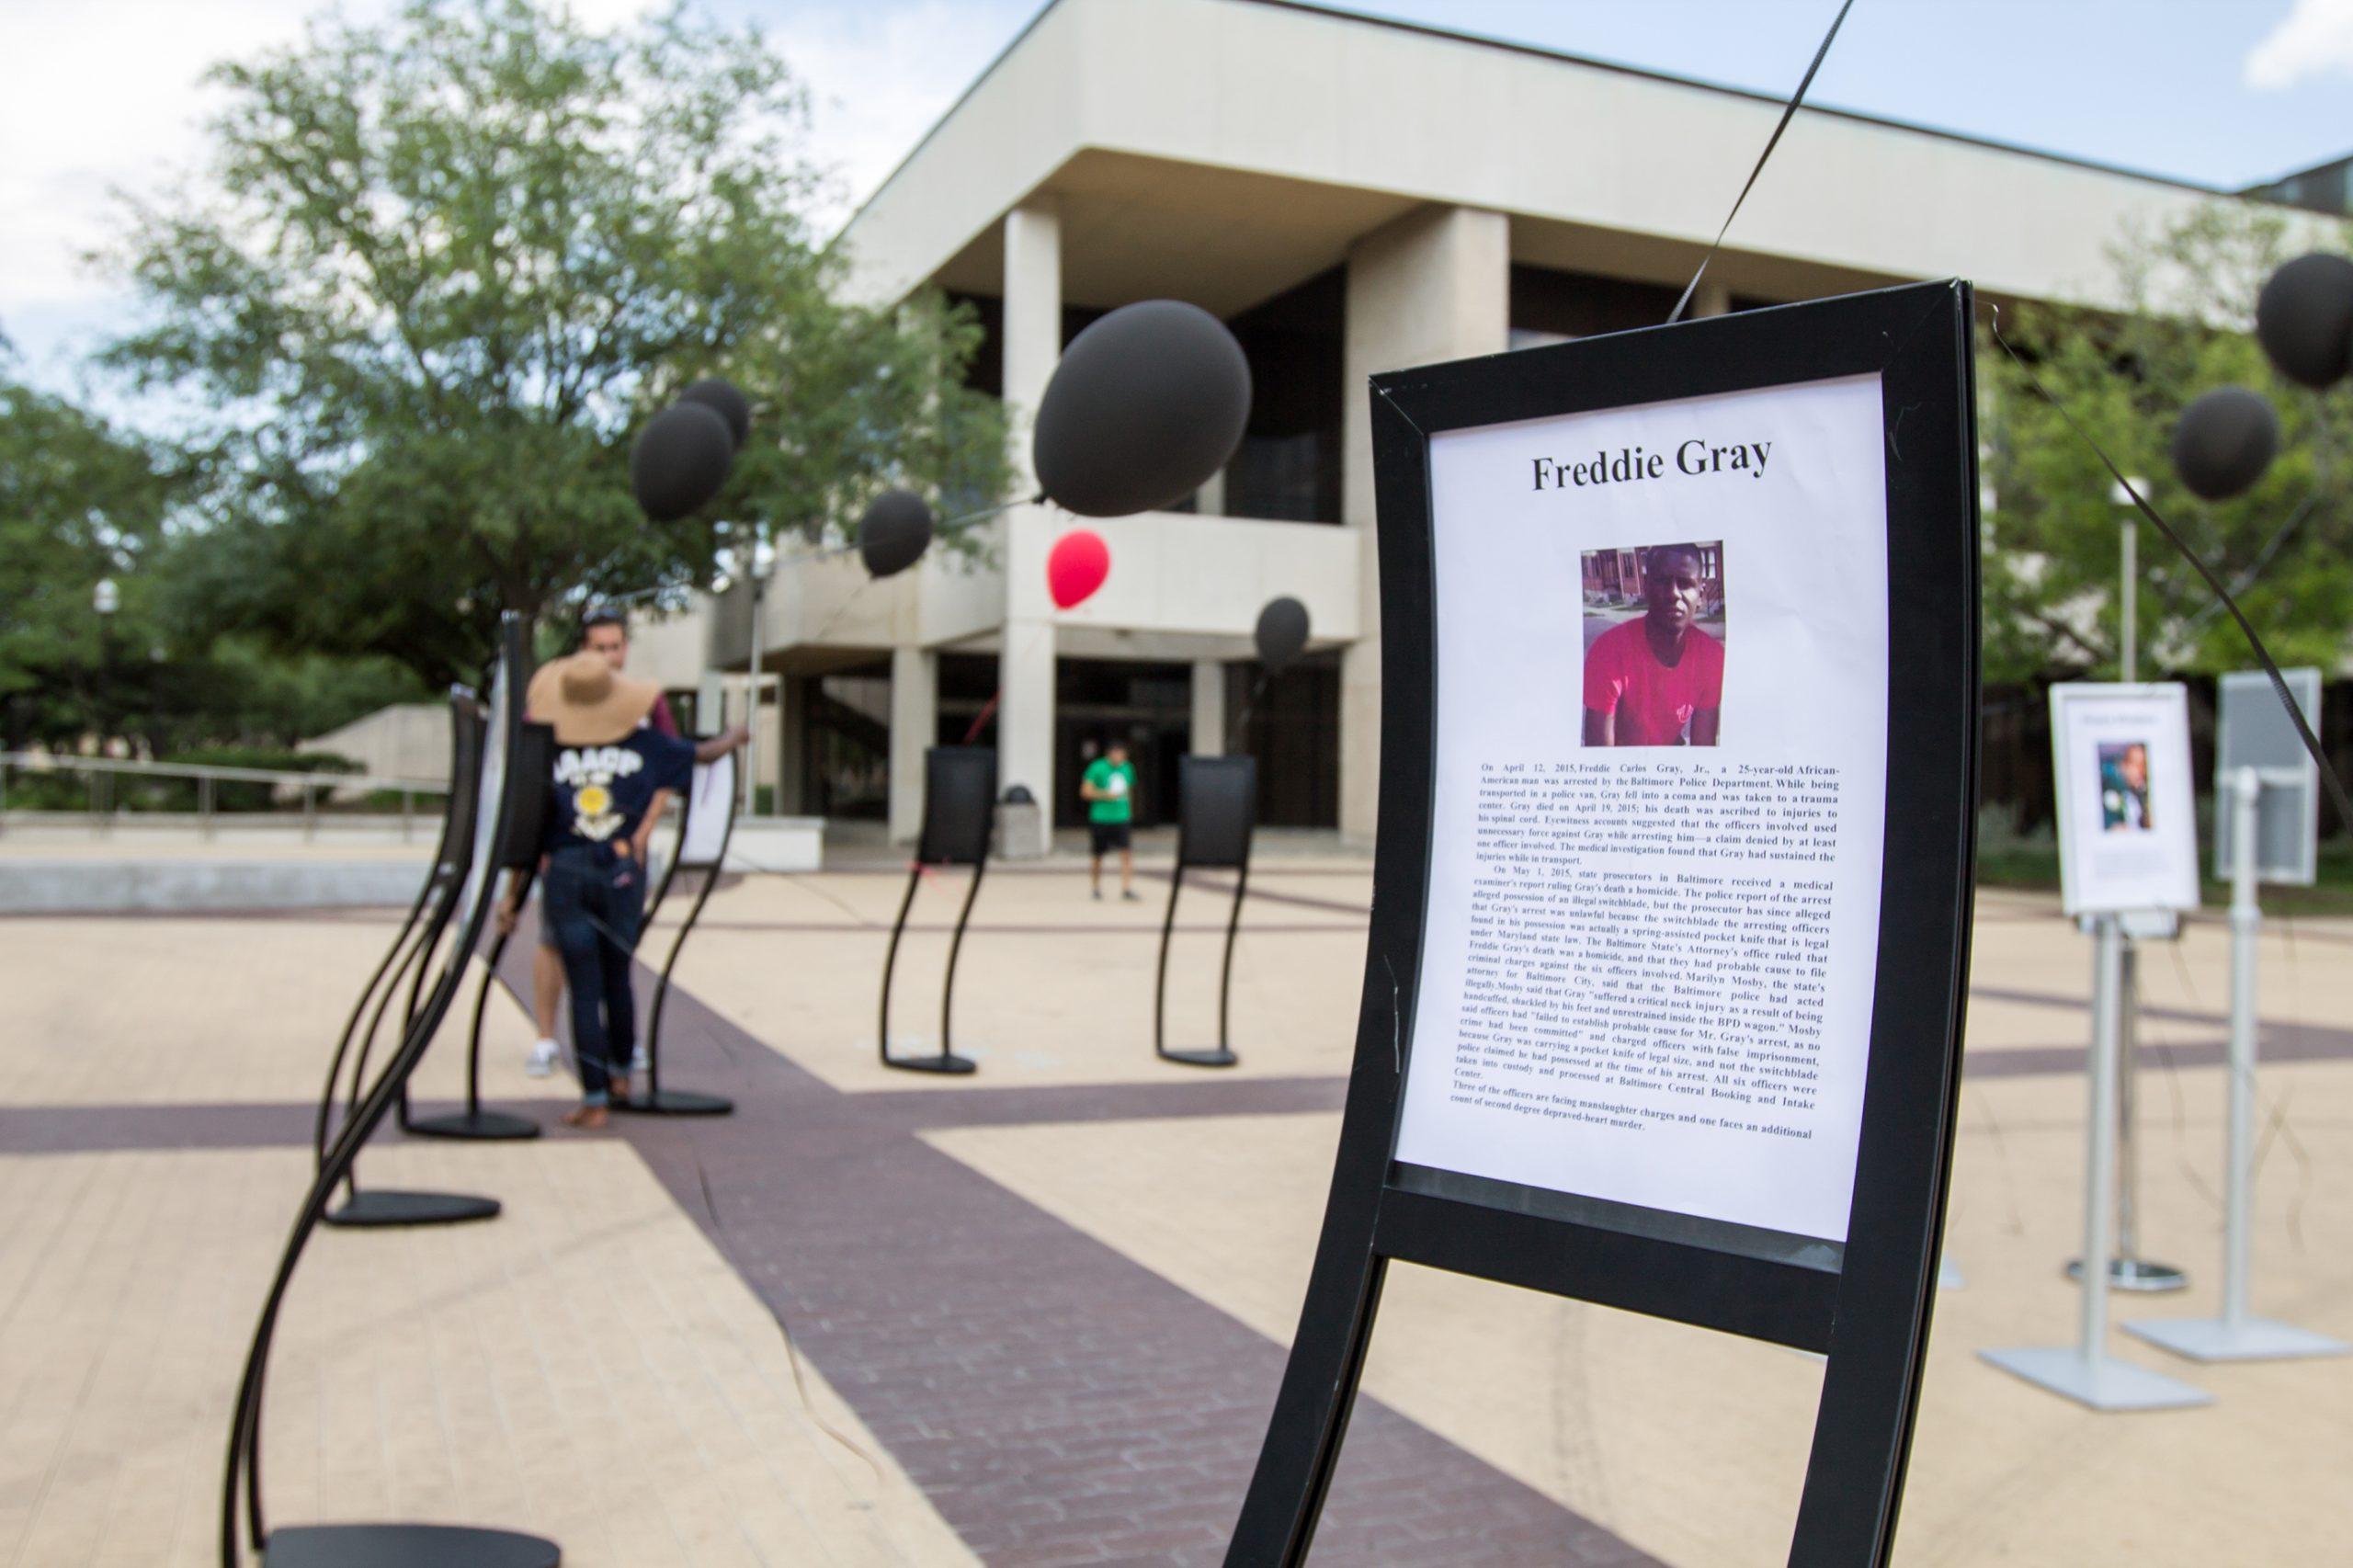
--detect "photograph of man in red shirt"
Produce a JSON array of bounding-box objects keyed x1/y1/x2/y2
[{"x1": 1581, "y1": 540, "x2": 1724, "y2": 746}]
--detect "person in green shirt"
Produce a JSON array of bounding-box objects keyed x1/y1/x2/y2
[{"x1": 1080, "y1": 739, "x2": 1140, "y2": 901}]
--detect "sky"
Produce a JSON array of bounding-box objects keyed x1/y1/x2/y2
[{"x1": 6, "y1": 0, "x2": 2353, "y2": 417}]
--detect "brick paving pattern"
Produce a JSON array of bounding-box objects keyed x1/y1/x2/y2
[{"x1": 501, "y1": 935, "x2": 1658, "y2": 1567}]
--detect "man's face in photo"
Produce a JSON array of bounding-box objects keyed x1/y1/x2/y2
[
  {"x1": 2120, "y1": 744, "x2": 2148, "y2": 790},
  {"x1": 584, "y1": 621, "x2": 629, "y2": 671},
  {"x1": 1108, "y1": 743, "x2": 1129, "y2": 765},
  {"x1": 1643, "y1": 549, "x2": 1706, "y2": 634}
]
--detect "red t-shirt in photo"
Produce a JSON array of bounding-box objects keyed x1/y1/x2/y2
[{"x1": 1583, "y1": 619, "x2": 1724, "y2": 745}]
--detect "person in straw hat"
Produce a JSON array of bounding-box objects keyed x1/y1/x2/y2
[{"x1": 502, "y1": 650, "x2": 745, "y2": 1128}]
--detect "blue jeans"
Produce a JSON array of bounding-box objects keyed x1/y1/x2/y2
[{"x1": 541, "y1": 844, "x2": 644, "y2": 1106}]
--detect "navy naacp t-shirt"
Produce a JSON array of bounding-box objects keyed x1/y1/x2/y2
[{"x1": 544, "y1": 730, "x2": 695, "y2": 854}]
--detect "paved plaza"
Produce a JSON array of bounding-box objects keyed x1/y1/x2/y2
[{"x1": 4, "y1": 859, "x2": 2351, "y2": 1565}]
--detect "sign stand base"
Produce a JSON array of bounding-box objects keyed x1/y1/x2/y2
[
  {"x1": 618, "y1": 1087, "x2": 735, "y2": 1116},
  {"x1": 325, "y1": 1188, "x2": 501, "y2": 1228},
  {"x1": 1162, "y1": 1048, "x2": 1239, "y2": 1068},
  {"x1": 262, "y1": 1522, "x2": 559, "y2": 1566},
  {"x1": 2066, "y1": 1256, "x2": 2188, "y2": 1293},
  {"x1": 2124, "y1": 1315, "x2": 2348, "y2": 1363},
  {"x1": 405, "y1": 1108, "x2": 540, "y2": 1141},
  {"x1": 1976, "y1": 1346, "x2": 2209, "y2": 1412}
]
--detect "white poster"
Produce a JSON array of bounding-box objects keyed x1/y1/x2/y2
[
  {"x1": 1394, "y1": 373, "x2": 1892, "y2": 1244},
  {"x1": 678, "y1": 751, "x2": 736, "y2": 868},
  {"x1": 2052, "y1": 683, "x2": 2199, "y2": 915}
]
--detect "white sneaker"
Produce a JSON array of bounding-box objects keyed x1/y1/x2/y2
[
  {"x1": 527, "y1": 1039, "x2": 559, "y2": 1077},
  {"x1": 630, "y1": 1047, "x2": 652, "y2": 1076}
]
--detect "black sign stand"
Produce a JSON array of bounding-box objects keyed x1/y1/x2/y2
[
  {"x1": 1154, "y1": 755, "x2": 1257, "y2": 1068},
  {"x1": 311, "y1": 697, "x2": 506, "y2": 1227},
  {"x1": 224, "y1": 615, "x2": 562, "y2": 1567},
  {"x1": 621, "y1": 747, "x2": 741, "y2": 1116},
  {"x1": 1225, "y1": 284, "x2": 1980, "y2": 1566},
  {"x1": 404, "y1": 716, "x2": 555, "y2": 1143},
  {"x1": 879, "y1": 745, "x2": 995, "y2": 1075}
]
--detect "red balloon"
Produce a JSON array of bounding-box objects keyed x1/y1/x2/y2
[{"x1": 1046, "y1": 528, "x2": 1110, "y2": 609}]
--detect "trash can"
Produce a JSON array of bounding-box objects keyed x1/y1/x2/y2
[{"x1": 995, "y1": 784, "x2": 1047, "y2": 860}]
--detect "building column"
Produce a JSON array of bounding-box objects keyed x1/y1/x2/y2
[
  {"x1": 888, "y1": 647, "x2": 938, "y2": 845},
  {"x1": 998, "y1": 198, "x2": 1064, "y2": 818},
  {"x1": 1196, "y1": 468, "x2": 1227, "y2": 518},
  {"x1": 774, "y1": 674, "x2": 808, "y2": 815},
  {"x1": 997, "y1": 619, "x2": 1056, "y2": 813},
  {"x1": 1002, "y1": 199, "x2": 1063, "y2": 495},
  {"x1": 1191, "y1": 660, "x2": 1226, "y2": 756},
  {"x1": 1340, "y1": 204, "x2": 1510, "y2": 840}
]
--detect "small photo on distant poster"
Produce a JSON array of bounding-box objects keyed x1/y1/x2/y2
[
  {"x1": 2096, "y1": 741, "x2": 2153, "y2": 833},
  {"x1": 2051, "y1": 683, "x2": 2199, "y2": 915},
  {"x1": 1579, "y1": 540, "x2": 1726, "y2": 746}
]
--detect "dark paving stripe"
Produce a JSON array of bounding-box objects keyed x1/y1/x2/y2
[
  {"x1": 683, "y1": 920, "x2": 1362, "y2": 937},
  {"x1": 0, "y1": 1098, "x2": 581, "y2": 1154},
  {"x1": 850, "y1": 1074, "x2": 1351, "y2": 1132},
  {"x1": 497, "y1": 934, "x2": 1657, "y2": 1566}
]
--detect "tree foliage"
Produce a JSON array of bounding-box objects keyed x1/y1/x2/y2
[
  {"x1": 1984, "y1": 202, "x2": 2353, "y2": 685},
  {"x1": 0, "y1": 352, "x2": 419, "y2": 753},
  {"x1": 103, "y1": 0, "x2": 1007, "y2": 688},
  {"x1": 0, "y1": 358, "x2": 175, "y2": 749}
]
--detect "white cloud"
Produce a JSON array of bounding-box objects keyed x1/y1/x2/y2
[
  {"x1": 2245, "y1": 0, "x2": 2353, "y2": 90},
  {"x1": 0, "y1": 0, "x2": 1021, "y2": 396},
  {"x1": 770, "y1": 1, "x2": 1037, "y2": 229}
]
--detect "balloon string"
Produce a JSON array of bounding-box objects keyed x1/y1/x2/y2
[
  {"x1": 1665, "y1": 0, "x2": 1857, "y2": 326},
  {"x1": 940, "y1": 490, "x2": 1046, "y2": 532},
  {"x1": 1985, "y1": 305, "x2": 2353, "y2": 831},
  {"x1": 2180, "y1": 411, "x2": 2338, "y2": 635},
  {"x1": 1226, "y1": 673, "x2": 1268, "y2": 756},
  {"x1": 961, "y1": 689, "x2": 1001, "y2": 745}
]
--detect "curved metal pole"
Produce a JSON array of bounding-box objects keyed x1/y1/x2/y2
[
  {"x1": 1154, "y1": 866, "x2": 1184, "y2": 1060},
  {"x1": 456, "y1": 865, "x2": 535, "y2": 1116},
  {"x1": 459, "y1": 935, "x2": 511, "y2": 1117},
  {"x1": 377, "y1": 923, "x2": 445, "y2": 1136},
  {"x1": 228, "y1": 653, "x2": 511, "y2": 1567},
  {"x1": 645, "y1": 864, "x2": 720, "y2": 1100},
  {"x1": 877, "y1": 865, "x2": 923, "y2": 1065},
  {"x1": 645, "y1": 754, "x2": 739, "y2": 1096},
  {"x1": 1218, "y1": 861, "x2": 1250, "y2": 1055},
  {"x1": 392, "y1": 906, "x2": 448, "y2": 1131},
  {"x1": 314, "y1": 892, "x2": 435, "y2": 1168},
  {"x1": 640, "y1": 822, "x2": 687, "y2": 945},
  {"x1": 331, "y1": 917, "x2": 437, "y2": 1190},
  {"x1": 939, "y1": 861, "x2": 986, "y2": 1063},
  {"x1": 225, "y1": 937, "x2": 474, "y2": 1564}
]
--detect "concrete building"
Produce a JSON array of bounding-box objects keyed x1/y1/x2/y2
[{"x1": 633, "y1": 0, "x2": 2268, "y2": 844}]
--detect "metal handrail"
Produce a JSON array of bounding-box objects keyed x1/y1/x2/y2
[
  {"x1": 0, "y1": 750, "x2": 449, "y2": 843},
  {"x1": 0, "y1": 751, "x2": 446, "y2": 793}
]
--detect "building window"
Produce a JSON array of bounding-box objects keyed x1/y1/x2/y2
[{"x1": 1223, "y1": 268, "x2": 1344, "y2": 525}]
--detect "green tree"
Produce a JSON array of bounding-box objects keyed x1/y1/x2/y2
[
  {"x1": 103, "y1": 0, "x2": 1007, "y2": 689},
  {"x1": 0, "y1": 354, "x2": 176, "y2": 751},
  {"x1": 0, "y1": 340, "x2": 430, "y2": 756},
  {"x1": 1984, "y1": 202, "x2": 2353, "y2": 685}
]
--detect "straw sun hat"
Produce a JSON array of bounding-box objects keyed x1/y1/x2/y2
[{"x1": 526, "y1": 652, "x2": 661, "y2": 745}]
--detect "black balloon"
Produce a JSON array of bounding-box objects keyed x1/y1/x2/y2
[
  {"x1": 630, "y1": 402, "x2": 736, "y2": 522},
  {"x1": 857, "y1": 488, "x2": 935, "y2": 578},
  {"x1": 678, "y1": 378, "x2": 752, "y2": 449},
  {"x1": 1032, "y1": 300, "x2": 1252, "y2": 517},
  {"x1": 2255, "y1": 253, "x2": 2353, "y2": 390},
  {"x1": 2170, "y1": 386, "x2": 2280, "y2": 502},
  {"x1": 1254, "y1": 596, "x2": 1310, "y2": 674}
]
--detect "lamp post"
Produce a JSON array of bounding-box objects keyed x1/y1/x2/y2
[
  {"x1": 2109, "y1": 476, "x2": 2141, "y2": 682},
  {"x1": 92, "y1": 577, "x2": 119, "y2": 756}
]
